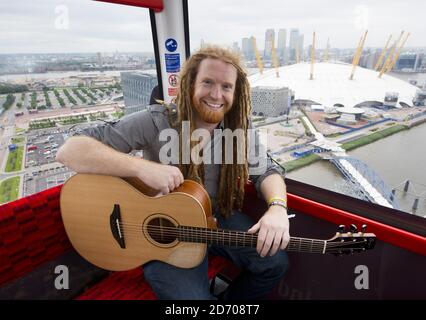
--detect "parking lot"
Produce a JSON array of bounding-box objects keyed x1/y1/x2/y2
[
  {"x1": 25, "y1": 129, "x2": 67, "y2": 167},
  {"x1": 23, "y1": 165, "x2": 74, "y2": 196},
  {"x1": 20, "y1": 122, "x2": 107, "y2": 197},
  {"x1": 22, "y1": 127, "x2": 72, "y2": 196}
]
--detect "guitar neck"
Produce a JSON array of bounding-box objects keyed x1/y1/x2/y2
[{"x1": 178, "y1": 226, "x2": 327, "y2": 254}]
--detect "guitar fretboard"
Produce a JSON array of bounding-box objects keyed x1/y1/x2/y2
[{"x1": 177, "y1": 226, "x2": 327, "y2": 254}]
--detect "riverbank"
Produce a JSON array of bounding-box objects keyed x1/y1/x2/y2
[
  {"x1": 281, "y1": 117, "x2": 426, "y2": 173},
  {"x1": 341, "y1": 124, "x2": 408, "y2": 151},
  {"x1": 282, "y1": 153, "x2": 321, "y2": 173}
]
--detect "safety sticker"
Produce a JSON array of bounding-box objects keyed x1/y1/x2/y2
[
  {"x1": 168, "y1": 87, "x2": 178, "y2": 96},
  {"x1": 168, "y1": 74, "x2": 178, "y2": 87},
  {"x1": 165, "y1": 53, "x2": 180, "y2": 73},
  {"x1": 165, "y1": 38, "x2": 178, "y2": 52}
]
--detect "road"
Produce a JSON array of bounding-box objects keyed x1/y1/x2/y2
[{"x1": 0, "y1": 97, "x2": 18, "y2": 170}]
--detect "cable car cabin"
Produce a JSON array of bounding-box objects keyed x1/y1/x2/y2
[
  {"x1": 0, "y1": 178, "x2": 425, "y2": 300},
  {"x1": 0, "y1": 0, "x2": 425, "y2": 300}
]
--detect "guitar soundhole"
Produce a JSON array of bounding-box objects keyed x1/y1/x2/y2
[{"x1": 146, "y1": 218, "x2": 177, "y2": 244}]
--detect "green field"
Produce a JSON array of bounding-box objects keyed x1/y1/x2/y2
[
  {"x1": 341, "y1": 125, "x2": 408, "y2": 151},
  {"x1": 15, "y1": 127, "x2": 26, "y2": 134},
  {"x1": 282, "y1": 154, "x2": 321, "y2": 173},
  {"x1": 5, "y1": 146, "x2": 24, "y2": 172},
  {"x1": 11, "y1": 136, "x2": 25, "y2": 144},
  {"x1": 0, "y1": 176, "x2": 20, "y2": 204}
]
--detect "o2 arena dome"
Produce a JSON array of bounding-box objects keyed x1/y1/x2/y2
[{"x1": 248, "y1": 61, "x2": 419, "y2": 109}]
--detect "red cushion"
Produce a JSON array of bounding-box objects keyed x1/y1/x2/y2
[
  {"x1": 0, "y1": 185, "x2": 72, "y2": 287},
  {"x1": 1, "y1": 185, "x2": 234, "y2": 299},
  {"x1": 76, "y1": 255, "x2": 229, "y2": 300}
]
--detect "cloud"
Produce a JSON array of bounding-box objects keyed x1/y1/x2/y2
[
  {"x1": 0, "y1": 0, "x2": 152, "y2": 53},
  {"x1": 189, "y1": 0, "x2": 426, "y2": 49},
  {"x1": 0, "y1": 0, "x2": 425, "y2": 53}
]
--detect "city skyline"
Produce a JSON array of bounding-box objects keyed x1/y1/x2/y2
[{"x1": 1, "y1": 0, "x2": 426, "y2": 54}]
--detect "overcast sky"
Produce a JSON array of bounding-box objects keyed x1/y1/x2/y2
[{"x1": 0, "y1": 0, "x2": 425, "y2": 54}]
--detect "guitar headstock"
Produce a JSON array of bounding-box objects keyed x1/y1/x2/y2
[{"x1": 326, "y1": 224, "x2": 376, "y2": 256}]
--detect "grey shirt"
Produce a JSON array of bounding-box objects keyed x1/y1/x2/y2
[{"x1": 71, "y1": 104, "x2": 285, "y2": 209}]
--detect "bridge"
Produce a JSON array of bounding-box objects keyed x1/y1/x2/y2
[
  {"x1": 329, "y1": 156, "x2": 399, "y2": 208},
  {"x1": 299, "y1": 116, "x2": 398, "y2": 209}
]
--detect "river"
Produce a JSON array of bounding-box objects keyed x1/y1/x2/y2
[
  {"x1": 389, "y1": 71, "x2": 426, "y2": 86},
  {"x1": 287, "y1": 122, "x2": 426, "y2": 217},
  {"x1": 0, "y1": 69, "x2": 147, "y2": 82}
]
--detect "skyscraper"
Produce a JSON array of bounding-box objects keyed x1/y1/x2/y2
[
  {"x1": 289, "y1": 29, "x2": 299, "y2": 61},
  {"x1": 277, "y1": 29, "x2": 287, "y2": 62},
  {"x1": 242, "y1": 37, "x2": 255, "y2": 60},
  {"x1": 97, "y1": 52, "x2": 103, "y2": 68},
  {"x1": 264, "y1": 29, "x2": 275, "y2": 60},
  {"x1": 298, "y1": 34, "x2": 304, "y2": 61},
  {"x1": 232, "y1": 41, "x2": 240, "y2": 53}
]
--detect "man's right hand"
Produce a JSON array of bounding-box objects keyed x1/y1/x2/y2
[{"x1": 138, "y1": 161, "x2": 184, "y2": 196}]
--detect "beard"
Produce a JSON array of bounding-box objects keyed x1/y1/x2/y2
[{"x1": 192, "y1": 97, "x2": 232, "y2": 124}]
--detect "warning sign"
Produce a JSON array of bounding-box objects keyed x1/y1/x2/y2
[
  {"x1": 168, "y1": 74, "x2": 178, "y2": 87},
  {"x1": 168, "y1": 87, "x2": 178, "y2": 96}
]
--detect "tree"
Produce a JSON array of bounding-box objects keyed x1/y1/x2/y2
[{"x1": 0, "y1": 84, "x2": 29, "y2": 94}]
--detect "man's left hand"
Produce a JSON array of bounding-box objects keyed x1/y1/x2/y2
[{"x1": 247, "y1": 206, "x2": 290, "y2": 257}]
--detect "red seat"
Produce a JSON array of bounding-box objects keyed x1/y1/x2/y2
[
  {"x1": 0, "y1": 185, "x2": 71, "y2": 287},
  {"x1": 0, "y1": 185, "x2": 233, "y2": 299},
  {"x1": 75, "y1": 255, "x2": 229, "y2": 300}
]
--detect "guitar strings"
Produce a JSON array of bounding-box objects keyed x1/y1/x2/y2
[
  {"x1": 118, "y1": 224, "x2": 325, "y2": 247},
  {"x1": 115, "y1": 224, "x2": 365, "y2": 250},
  {"x1": 117, "y1": 233, "x2": 327, "y2": 253},
  {"x1": 118, "y1": 223, "x2": 326, "y2": 244},
  {"x1": 119, "y1": 225, "x2": 364, "y2": 247},
  {"x1": 121, "y1": 230, "x2": 364, "y2": 249},
  {"x1": 117, "y1": 234, "x2": 364, "y2": 254},
  {"x1": 113, "y1": 220, "x2": 370, "y2": 249},
  {"x1": 118, "y1": 221, "x2": 369, "y2": 238},
  {"x1": 117, "y1": 222, "x2": 365, "y2": 247},
  {"x1": 108, "y1": 228, "x2": 364, "y2": 254}
]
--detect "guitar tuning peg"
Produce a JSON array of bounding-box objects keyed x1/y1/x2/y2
[
  {"x1": 350, "y1": 224, "x2": 358, "y2": 233},
  {"x1": 361, "y1": 224, "x2": 367, "y2": 233},
  {"x1": 338, "y1": 225, "x2": 346, "y2": 233}
]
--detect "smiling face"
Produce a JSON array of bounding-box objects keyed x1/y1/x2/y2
[{"x1": 192, "y1": 58, "x2": 238, "y2": 126}]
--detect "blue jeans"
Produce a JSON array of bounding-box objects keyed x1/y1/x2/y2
[{"x1": 143, "y1": 210, "x2": 289, "y2": 300}]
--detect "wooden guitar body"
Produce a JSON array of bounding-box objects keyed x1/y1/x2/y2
[{"x1": 60, "y1": 174, "x2": 215, "y2": 271}]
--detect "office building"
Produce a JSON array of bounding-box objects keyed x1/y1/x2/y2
[{"x1": 121, "y1": 71, "x2": 157, "y2": 114}]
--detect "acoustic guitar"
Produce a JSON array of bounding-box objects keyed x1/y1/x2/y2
[{"x1": 60, "y1": 174, "x2": 376, "y2": 271}]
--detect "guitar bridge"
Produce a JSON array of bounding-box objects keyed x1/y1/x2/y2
[{"x1": 110, "y1": 204, "x2": 125, "y2": 249}]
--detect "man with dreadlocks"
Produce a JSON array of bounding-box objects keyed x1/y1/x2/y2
[{"x1": 57, "y1": 46, "x2": 289, "y2": 300}]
